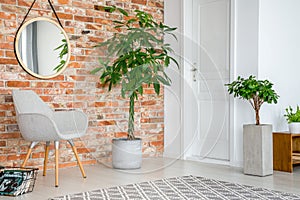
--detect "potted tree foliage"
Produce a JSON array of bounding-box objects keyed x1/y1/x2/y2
[
  {"x1": 92, "y1": 6, "x2": 178, "y2": 169},
  {"x1": 284, "y1": 105, "x2": 300, "y2": 133},
  {"x1": 225, "y1": 75, "x2": 279, "y2": 176}
]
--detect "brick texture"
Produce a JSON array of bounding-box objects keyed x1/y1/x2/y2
[{"x1": 0, "y1": 0, "x2": 165, "y2": 169}]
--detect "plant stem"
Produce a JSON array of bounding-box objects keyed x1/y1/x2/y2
[
  {"x1": 253, "y1": 95, "x2": 260, "y2": 125},
  {"x1": 128, "y1": 93, "x2": 136, "y2": 140},
  {"x1": 255, "y1": 108, "x2": 260, "y2": 125}
]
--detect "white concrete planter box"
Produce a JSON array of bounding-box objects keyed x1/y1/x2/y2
[
  {"x1": 288, "y1": 123, "x2": 300, "y2": 134},
  {"x1": 243, "y1": 124, "x2": 273, "y2": 176}
]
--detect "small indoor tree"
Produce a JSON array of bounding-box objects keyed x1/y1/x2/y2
[
  {"x1": 92, "y1": 6, "x2": 178, "y2": 140},
  {"x1": 225, "y1": 75, "x2": 279, "y2": 125}
]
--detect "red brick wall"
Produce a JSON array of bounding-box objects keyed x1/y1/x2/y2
[{"x1": 0, "y1": 0, "x2": 164, "y2": 169}]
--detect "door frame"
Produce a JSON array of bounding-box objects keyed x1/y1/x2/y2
[{"x1": 180, "y1": 0, "x2": 236, "y2": 165}]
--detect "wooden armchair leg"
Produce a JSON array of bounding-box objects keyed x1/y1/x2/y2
[
  {"x1": 43, "y1": 141, "x2": 50, "y2": 176},
  {"x1": 54, "y1": 141, "x2": 59, "y2": 187},
  {"x1": 68, "y1": 140, "x2": 86, "y2": 178},
  {"x1": 21, "y1": 142, "x2": 38, "y2": 167}
]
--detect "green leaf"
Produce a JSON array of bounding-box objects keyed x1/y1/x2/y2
[
  {"x1": 117, "y1": 8, "x2": 129, "y2": 16},
  {"x1": 53, "y1": 60, "x2": 65, "y2": 71},
  {"x1": 163, "y1": 71, "x2": 172, "y2": 83},
  {"x1": 113, "y1": 20, "x2": 124, "y2": 24},
  {"x1": 169, "y1": 56, "x2": 179, "y2": 68},
  {"x1": 157, "y1": 75, "x2": 171, "y2": 86},
  {"x1": 104, "y1": 6, "x2": 116, "y2": 13},
  {"x1": 53, "y1": 37, "x2": 68, "y2": 72},
  {"x1": 127, "y1": 18, "x2": 137, "y2": 24},
  {"x1": 153, "y1": 83, "x2": 160, "y2": 95},
  {"x1": 121, "y1": 88, "x2": 126, "y2": 98},
  {"x1": 166, "y1": 27, "x2": 177, "y2": 31},
  {"x1": 138, "y1": 86, "x2": 143, "y2": 95},
  {"x1": 54, "y1": 44, "x2": 64, "y2": 51},
  {"x1": 165, "y1": 56, "x2": 170, "y2": 66},
  {"x1": 91, "y1": 67, "x2": 102, "y2": 74}
]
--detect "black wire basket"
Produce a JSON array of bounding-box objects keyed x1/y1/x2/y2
[{"x1": 0, "y1": 167, "x2": 38, "y2": 196}]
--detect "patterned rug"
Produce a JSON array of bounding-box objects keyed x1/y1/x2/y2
[{"x1": 50, "y1": 175, "x2": 300, "y2": 200}]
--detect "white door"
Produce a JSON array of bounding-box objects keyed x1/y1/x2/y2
[{"x1": 184, "y1": 0, "x2": 230, "y2": 161}]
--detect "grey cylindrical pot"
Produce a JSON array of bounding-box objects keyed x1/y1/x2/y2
[{"x1": 112, "y1": 138, "x2": 142, "y2": 169}]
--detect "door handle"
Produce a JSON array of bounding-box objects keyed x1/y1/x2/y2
[{"x1": 191, "y1": 63, "x2": 197, "y2": 82}]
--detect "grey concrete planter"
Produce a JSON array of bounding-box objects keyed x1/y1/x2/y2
[
  {"x1": 112, "y1": 138, "x2": 142, "y2": 169},
  {"x1": 243, "y1": 124, "x2": 273, "y2": 176}
]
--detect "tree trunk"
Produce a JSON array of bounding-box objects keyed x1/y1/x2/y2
[
  {"x1": 127, "y1": 94, "x2": 136, "y2": 140},
  {"x1": 255, "y1": 108, "x2": 260, "y2": 125}
]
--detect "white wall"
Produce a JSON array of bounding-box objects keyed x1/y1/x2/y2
[
  {"x1": 226, "y1": 0, "x2": 300, "y2": 166},
  {"x1": 230, "y1": 0, "x2": 300, "y2": 166},
  {"x1": 164, "y1": 0, "x2": 183, "y2": 159},
  {"x1": 231, "y1": 0, "x2": 260, "y2": 166},
  {"x1": 258, "y1": 0, "x2": 300, "y2": 132}
]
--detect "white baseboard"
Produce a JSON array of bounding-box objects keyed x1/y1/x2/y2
[
  {"x1": 163, "y1": 153, "x2": 182, "y2": 160},
  {"x1": 185, "y1": 155, "x2": 230, "y2": 166}
]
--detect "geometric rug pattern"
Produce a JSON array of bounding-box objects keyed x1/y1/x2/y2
[{"x1": 50, "y1": 175, "x2": 300, "y2": 200}]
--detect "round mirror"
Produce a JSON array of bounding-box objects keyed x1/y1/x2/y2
[{"x1": 14, "y1": 17, "x2": 71, "y2": 79}]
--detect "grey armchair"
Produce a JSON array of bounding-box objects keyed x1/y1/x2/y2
[{"x1": 12, "y1": 90, "x2": 87, "y2": 187}]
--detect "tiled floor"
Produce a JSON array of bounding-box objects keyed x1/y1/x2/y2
[{"x1": 1, "y1": 158, "x2": 300, "y2": 200}]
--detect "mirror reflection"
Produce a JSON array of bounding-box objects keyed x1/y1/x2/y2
[{"x1": 15, "y1": 17, "x2": 70, "y2": 79}]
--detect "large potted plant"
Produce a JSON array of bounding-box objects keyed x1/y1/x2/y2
[
  {"x1": 92, "y1": 6, "x2": 178, "y2": 169},
  {"x1": 284, "y1": 105, "x2": 300, "y2": 133},
  {"x1": 226, "y1": 75, "x2": 279, "y2": 176}
]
